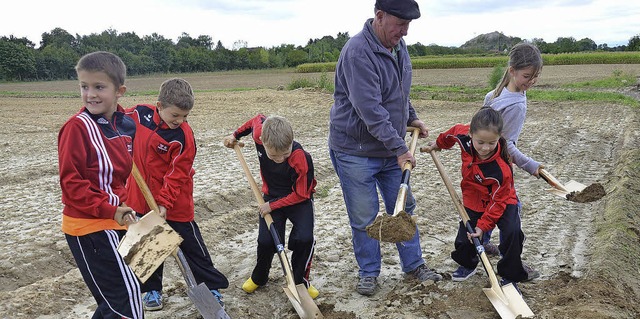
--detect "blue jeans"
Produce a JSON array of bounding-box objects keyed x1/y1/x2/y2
[{"x1": 330, "y1": 149, "x2": 424, "y2": 277}]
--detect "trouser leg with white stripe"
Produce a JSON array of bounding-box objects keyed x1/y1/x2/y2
[{"x1": 66, "y1": 230, "x2": 143, "y2": 319}]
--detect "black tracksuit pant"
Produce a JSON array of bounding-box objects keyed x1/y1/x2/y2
[
  {"x1": 66, "y1": 230, "x2": 143, "y2": 319},
  {"x1": 451, "y1": 204, "x2": 529, "y2": 283},
  {"x1": 252, "y1": 198, "x2": 315, "y2": 287}
]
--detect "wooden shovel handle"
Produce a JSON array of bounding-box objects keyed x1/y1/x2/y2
[
  {"x1": 402, "y1": 127, "x2": 421, "y2": 171},
  {"x1": 233, "y1": 144, "x2": 275, "y2": 225},
  {"x1": 131, "y1": 163, "x2": 161, "y2": 214},
  {"x1": 428, "y1": 149, "x2": 503, "y2": 288},
  {"x1": 539, "y1": 168, "x2": 569, "y2": 192},
  {"x1": 391, "y1": 127, "x2": 421, "y2": 215},
  {"x1": 428, "y1": 150, "x2": 470, "y2": 223}
]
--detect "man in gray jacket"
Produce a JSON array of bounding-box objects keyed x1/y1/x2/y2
[{"x1": 328, "y1": 0, "x2": 442, "y2": 296}]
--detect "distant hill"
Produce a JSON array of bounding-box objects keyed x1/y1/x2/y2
[{"x1": 460, "y1": 31, "x2": 523, "y2": 52}]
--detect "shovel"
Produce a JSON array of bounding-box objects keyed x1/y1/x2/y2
[
  {"x1": 539, "y1": 168, "x2": 604, "y2": 202},
  {"x1": 233, "y1": 144, "x2": 323, "y2": 319},
  {"x1": 427, "y1": 149, "x2": 534, "y2": 319},
  {"x1": 365, "y1": 127, "x2": 420, "y2": 243},
  {"x1": 129, "y1": 163, "x2": 231, "y2": 319},
  {"x1": 117, "y1": 209, "x2": 183, "y2": 283}
]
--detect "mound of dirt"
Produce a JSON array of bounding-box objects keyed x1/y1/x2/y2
[{"x1": 566, "y1": 182, "x2": 606, "y2": 203}]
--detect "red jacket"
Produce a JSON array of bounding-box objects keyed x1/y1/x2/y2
[
  {"x1": 125, "y1": 104, "x2": 196, "y2": 222},
  {"x1": 436, "y1": 124, "x2": 518, "y2": 232},
  {"x1": 233, "y1": 114, "x2": 316, "y2": 210},
  {"x1": 58, "y1": 106, "x2": 135, "y2": 236}
]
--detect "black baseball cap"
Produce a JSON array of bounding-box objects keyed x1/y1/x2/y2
[{"x1": 375, "y1": 0, "x2": 421, "y2": 20}]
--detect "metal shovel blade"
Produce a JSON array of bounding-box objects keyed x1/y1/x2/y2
[
  {"x1": 186, "y1": 283, "x2": 230, "y2": 319},
  {"x1": 283, "y1": 284, "x2": 323, "y2": 319},
  {"x1": 117, "y1": 211, "x2": 183, "y2": 283},
  {"x1": 483, "y1": 284, "x2": 534, "y2": 319},
  {"x1": 539, "y1": 168, "x2": 588, "y2": 199},
  {"x1": 546, "y1": 180, "x2": 588, "y2": 198}
]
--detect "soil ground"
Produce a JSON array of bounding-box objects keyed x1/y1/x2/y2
[{"x1": 0, "y1": 64, "x2": 639, "y2": 319}]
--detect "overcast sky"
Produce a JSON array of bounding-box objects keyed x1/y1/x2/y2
[{"x1": 3, "y1": 0, "x2": 638, "y2": 49}]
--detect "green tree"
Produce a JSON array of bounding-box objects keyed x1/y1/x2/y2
[
  {"x1": 35, "y1": 45, "x2": 78, "y2": 80},
  {"x1": 212, "y1": 41, "x2": 231, "y2": 70},
  {"x1": 118, "y1": 32, "x2": 144, "y2": 54},
  {"x1": 0, "y1": 39, "x2": 37, "y2": 80},
  {"x1": 175, "y1": 46, "x2": 212, "y2": 72},
  {"x1": 628, "y1": 35, "x2": 640, "y2": 51},
  {"x1": 576, "y1": 38, "x2": 597, "y2": 51},
  {"x1": 285, "y1": 49, "x2": 309, "y2": 67},
  {"x1": 142, "y1": 33, "x2": 176, "y2": 72},
  {"x1": 555, "y1": 37, "x2": 577, "y2": 53},
  {"x1": 40, "y1": 27, "x2": 76, "y2": 49}
]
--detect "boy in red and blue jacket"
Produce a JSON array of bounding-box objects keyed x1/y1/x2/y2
[
  {"x1": 59, "y1": 51, "x2": 142, "y2": 319},
  {"x1": 223, "y1": 114, "x2": 319, "y2": 299},
  {"x1": 125, "y1": 78, "x2": 228, "y2": 311}
]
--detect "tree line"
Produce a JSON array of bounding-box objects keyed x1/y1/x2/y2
[{"x1": 1, "y1": 27, "x2": 638, "y2": 82}]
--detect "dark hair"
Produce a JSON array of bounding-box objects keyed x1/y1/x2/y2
[
  {"x1": 492, "y1": 42, "x2": 542, "y2": 99},
  {"x1": 470, "y1": 107, "x2": 510, "y2": 163},
  {"x1": 75, "y1": 51, "x2": 126, "y2": 87}
]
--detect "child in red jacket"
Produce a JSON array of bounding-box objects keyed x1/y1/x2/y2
[
  {"x1": 424, "y1": 107, "x2": 530, "y2": 291},
  {"x1": 125, "y1": 78, "x2": 228, "y2": 310},
  {"x1": 58, "y1": 51, "x2": 142, "y2": 318},
  {"x1": 223, "y1": 114, "x2": 319, "y2": 299}
]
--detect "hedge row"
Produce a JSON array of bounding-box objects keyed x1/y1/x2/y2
[{"x1": 296, "y1": 51, "x2": 640, "y2": 73}]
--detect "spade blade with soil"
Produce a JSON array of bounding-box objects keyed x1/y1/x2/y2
[
  {"x1": 539, "y1": 168, "x2": 605, "y2": 202},
  {"x1": 366, "y1": 127, "x2": 420, "y2": 243},
  {"x1": 117, "y1": 210, "x2": 183, "y2": 283}
]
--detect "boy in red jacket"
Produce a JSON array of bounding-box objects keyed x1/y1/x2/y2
[
  {"x1": 223, "y1": 114, "x2": 319, "y2": 299},
  {"x1": 58, "y1": 51, "x2": 142, "y2": 318},
  {"x1": 125, "y1": 78, "x2": 228, "y2": 310}
]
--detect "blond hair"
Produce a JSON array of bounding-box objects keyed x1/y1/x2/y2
[
  {"x1": 261, "y1": 115, "x2": 294, "y2": 151},
  {"x1": 158, "y1": 78, "x2": 195, "y2": 110},
  {"x1": 75, "y1": 51, "x2": 126, "y2": 88}
]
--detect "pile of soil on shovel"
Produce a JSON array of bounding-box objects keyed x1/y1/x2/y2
[
  {"x1": 365, "y1": 212, "x2": 417, "y2": 243},
  {"x1": 566, "y1": 183, "x2": 606, "y2": 203}
]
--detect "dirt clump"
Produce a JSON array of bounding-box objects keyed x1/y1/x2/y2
[
  {"x1": 566, "y1": 182, "x2": 606, "y2": 203},
  {"x1": 366, "y1": 212, "x2": 417, "y2": 243}
]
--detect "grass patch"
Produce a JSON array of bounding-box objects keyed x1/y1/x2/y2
[
  {"x1": 410, "y1": 86, "x2": 486, "y2": 102},
  {"x1": 529, "y1": 90, "x2": 639, "y2": 107},
  {"x1": 563, "y1": 70, "x2": 637, "y2": 89},
  {"x1": 411, "y1": 83, "x2": 639, "y2": 107},
  {"x1": 314, "y1": 185, "x2": 331, "y2": 199},
  {"x1": 287, "y1": 73, "x2": 334, "y2": 92},
  {"x1": 0, "y1": 91, "x2": 78, "y2": 98}
]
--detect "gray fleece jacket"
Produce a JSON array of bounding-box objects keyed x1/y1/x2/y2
[
  {"x1": 328, "y1": 18, "x2": 418, "y2": 158},
  {"x1": 483, "y1": 88, "x2": 540, "y2": 175}
]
